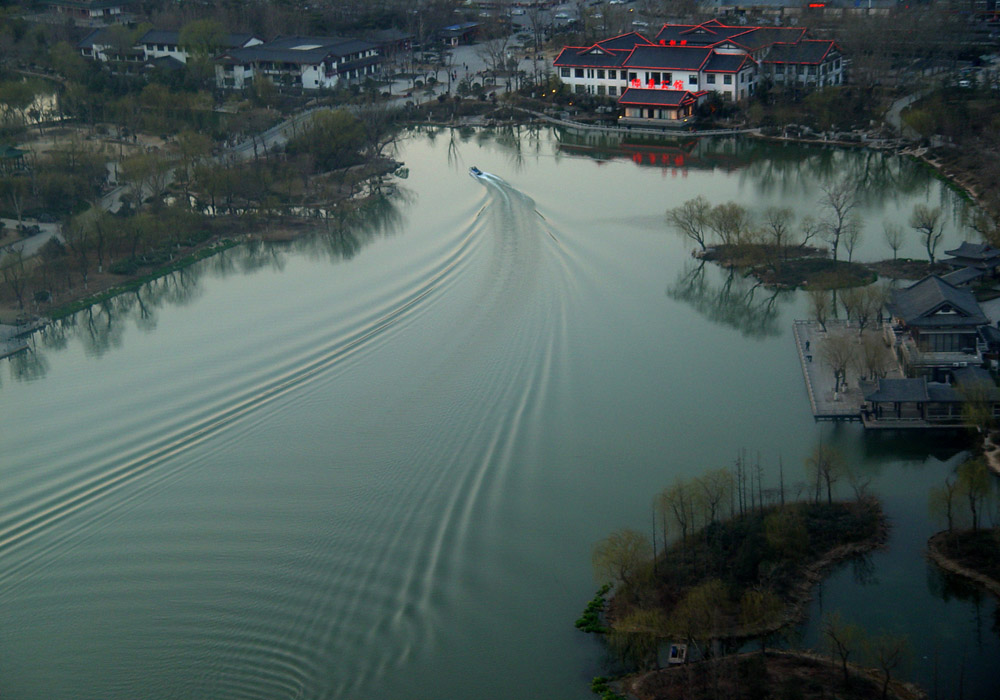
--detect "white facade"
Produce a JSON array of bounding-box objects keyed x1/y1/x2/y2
[{"x1": 558, "y1": 61, "x2": 754, "y2": 101}]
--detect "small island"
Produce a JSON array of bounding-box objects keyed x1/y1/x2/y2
[
  {"x1": 579, "y1": 458, "x2": 930, "y2": 700},
  {"x1": 926, "y1": 452, "x2": 1000, "y2": 600}
]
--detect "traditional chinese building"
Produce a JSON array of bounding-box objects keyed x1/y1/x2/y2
[
  {"x1": 553, "y1": 19, "x2": 844, "y2": 105},
  {"x1": 884, "y1": 275, "x2": 990, "y2": 381},
  {"x1": 617, "y1": 88, "x2": 704, "y2": 125},
  {"x1": 862, "y1": 367, "x2": 1000, "y2": 429}
]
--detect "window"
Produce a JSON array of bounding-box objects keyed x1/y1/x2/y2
[
  {"x1": 608, "y1": 70, "x2": 616, "y2": 79},
  {"x1": 575, "y1": 68, "x2": 584, "y2": 78},
  {"x1": 560, "y1": 67, "x2": 570, "y2": 77},
  {"x1": 723, "y1": 74, "x2": 732, "y2": 85},
  {"x1": 575, "y1": 84, "x2": 584, "y2": 94},
  {"x1": 688, "y1": 75, "x2": 697, "y2": 85},
  {"x1": 649, "y1": 71, "x2": 660, "y2": 83},
  {"x1": 587, "y1": 69, "x2": 594, "y2": 78},
  {"x1": 609, "y1": 86, "x2": 617, "y2": 96},
  {"x1": 597, "y1": 85, "x2": 606, "y2": 95},
  {"x1": 707, "y1": 74, "x2": 716, "y2": 84},
  {"x1": 628, "y1": 72, "x2": 637, "y2": 82},
  {"x1": 597, "y1": 69, "x2": 605, "y2": 79}
]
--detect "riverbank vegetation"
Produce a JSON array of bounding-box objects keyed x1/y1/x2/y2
[
  {"x1": 926, "y1": 454, "x2": 1000, "y2": 600},
  {"x1": 580, "y1": 448, "x2": 906, "y2": 699}
]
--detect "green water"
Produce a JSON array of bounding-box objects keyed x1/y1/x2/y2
[{"x1": 0, "y1": 128, "x2": 994, "y2": 699}]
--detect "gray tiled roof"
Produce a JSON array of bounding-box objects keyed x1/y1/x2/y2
[
  {"x1": 596, "y1": 32, "x2": 653, "y2": 51},
  {"x1": 886, "y1": 275, "x2": 987, "y2": 327},
  {"x1": 220, "y1": 36, "x2": 377, "y2": 66},
  {"x1": 730, "y1": 27, "x2": 807, "y2": 51},
  {"x1": 553, "y1": 46, "x2": 629, "y2": 68},
  {"x1": 618, "y1": 88, "x2": 697, "y2": 106},
  {"x1": 941, "y1": 266, "x2": 984, "y2": 286},
  {"x1": 762, "y1": 40, "x2": 837, "y2": 65},
  {"x1": 944, "y1": 241, "x2": 1000, "y2": 260},
  {"x1": 704, "y1": 52, "x2": 753, "y2": 72},
  {"x1": 865, "y1": 378, "x2": 929, "y2": 403},
  {"x1": 623, "y1": 45, "x2": 713, "y2": 71},
  {"x1": 77, "y1": 27, "x2": 114, "y2": 49},
  {"x1": 138, "y1": 29, "x2": 260, "y2": 48}
]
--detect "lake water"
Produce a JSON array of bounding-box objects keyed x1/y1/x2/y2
[{"x1": 2, "y1": 127, "x2": 997, "y2": 699}]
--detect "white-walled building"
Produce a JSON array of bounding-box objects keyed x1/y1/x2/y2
[
  {"x1": 137, "y1": 30, "x2": 264, "y2": 64},
  {"x1": 554, "y1": 19, "x2": 844, "y2": 104},
  {"x1": 215, "y1": 36, "x2": 381, "y2": 91},
  {"x1": 78, "y1": 27, "x2": 263, "y2": 64}
]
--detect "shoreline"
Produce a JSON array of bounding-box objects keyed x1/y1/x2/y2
[
  {"x1": 926, "y1": 530, "x2": 1000, "y2": 598},
  {"x1": 2, "y1": 117, "x2": 990, "y2": 341},
  {"x1": 625, "y1": 648, "x2": 928, "y2": 700}
]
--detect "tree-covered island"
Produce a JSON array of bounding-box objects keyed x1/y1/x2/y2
[{"x1": 579, "y1": 450, "x2": 930, "y2": 700}]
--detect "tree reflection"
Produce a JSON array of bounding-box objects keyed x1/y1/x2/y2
[
  {"x1": 667, "y1": 261, "x2": 790, "y2": 338},
  {"x1": 7, "y1": 345, "x2": 49, "y2": 382},
  {"x1": 926, "y1": 560, "x2": 1000, "y2": 647}
]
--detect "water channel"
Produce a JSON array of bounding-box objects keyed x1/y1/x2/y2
[{"x1": 1, "y1": 127, "x2": 997, "y2": 699}]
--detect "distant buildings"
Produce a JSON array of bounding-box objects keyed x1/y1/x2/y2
[
  {"x1": 77, "y1": 29, "x2": 382, "y2": 91},
  {"x1": 43, "y1": 0, "x2": 131, "y2": 25},
  {"x1": 215, "y1": 37, "x2": 381, "y2": 91},
  {"x1": 553, "y1": 19, "x2": 844, "y2": 122}
]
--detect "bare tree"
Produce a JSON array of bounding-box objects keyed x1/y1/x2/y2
[
  {"x1": 842, "y1": 220, "x2": 863, "y2": 263},
  {"x1": 475, "y1": 18, "x2": 513, "y2": 88},
  {"x1": 856, "y1": 330, "x2": 894, "y2": 380},
  {"x1": 0, "y1": 249, "x2": 28, "y2": 309},
  {"x1": 909, "y1": 204, "x2": 944, "y2": 264},
  {"x1": 658, "y1": 481, "x2": 695, "y2": 554},
  {"x1": 806, "y1": 443, "x2": 845, "y2": 505},
  {"x1": 667, "y1": 196, "x2": 712, "y2": 252},
  {"x1": 928, "y1": 476, "x2": 960, "y2": 531},
  {"x1": 800, "y1": 215, "x2": 821, "y2": 249},
  {"x1": 883, "y1": 221, "x2": 904, "y2": 261},
  {"x1": 694, "y1": 469, "x2": 732, "y2": 527},
  {"x1": 818, "y1": 179, "x2": 859, "y2": 262},
  {"x1": 818, "y1": 330, "x2": 855, "y2": 394},
  {"x1": 808, "y1": 289, "x2": 830, "y2": 332},
  {"x1": 864, "y1": 634, "x2": 912, "y2": 700},
  {"x1": 823, "y1": 612, "x2": 865, "y2": 687},
  {"x1": 761, "y1": 206, "x2": 795, "y2": 257}
]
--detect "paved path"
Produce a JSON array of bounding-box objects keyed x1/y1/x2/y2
[
  {"x1": 1, "y1": 218, "x2": 62, "y2": 256},
  {"x1": 885, "y1": 90, "x2": 930, "y2": 140},
  {"x1": 793, "y1": 320, "x2": 904, "y2": 421}
]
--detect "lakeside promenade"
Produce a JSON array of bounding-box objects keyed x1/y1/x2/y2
[{"x1": 793, "y1": 320, "x2": 904, "y2": 421}]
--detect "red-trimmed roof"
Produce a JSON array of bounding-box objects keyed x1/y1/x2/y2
[{"x1": 618, "y1": 87, "x2": 704, "y2": 107}]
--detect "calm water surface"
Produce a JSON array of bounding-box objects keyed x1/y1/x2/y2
[{"x1": 1, "y1": 128, "x2": 997, "y2": 699}]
